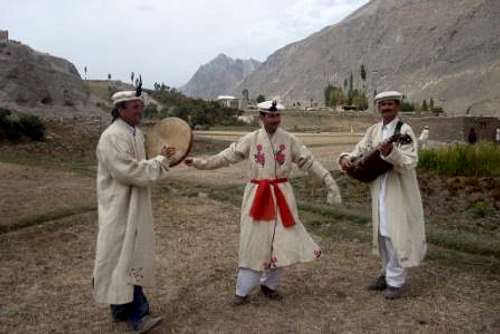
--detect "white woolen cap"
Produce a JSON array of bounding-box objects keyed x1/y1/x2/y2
[
  {"x1": 111, "y1": 91, "x2": 143, "y2": 105},
  {"x1": 257, "y1": 99, "x2": 285, "y2": 112},
  {"x1": 374, "y1": 91, "x2": 402, "y2": 103}
]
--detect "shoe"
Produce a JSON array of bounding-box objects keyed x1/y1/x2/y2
[
  {"x1": 110, "y1": 306, "x2": 128, "y2": 323},
  {"x1": 383, "y1": 286, "x2": 402, "y2": 300},
  {"x1": 260, "y1": 285, "x2": 283, "y2": 300},
  {"x1": 133, "y1": 315, "x2": 162, "y2": 333},
  {"x1": 232, "y1": 294, "x2": 249, "y2": 306},
  {"x1": 367, "y1": 275, "x2": 387, "y2": 291}
]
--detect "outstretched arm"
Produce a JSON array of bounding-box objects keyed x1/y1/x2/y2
[
  {"x1": 291, "y1": 136, "x2": 342, "y2": 204},
  {"x1": 185, "y1": 133, "x2": 251, "y2": 170}
]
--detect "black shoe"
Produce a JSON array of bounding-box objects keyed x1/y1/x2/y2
[
  {"x1": 133, "y1": 315, "x2": 162, "y2": 333},
  {"x1": 260, "y1": 285, "x2": 283, "y2": 300},
  {"x1": 232, "y1": 295, "x2": 249, "y2": 306},
  {"x1": 383, "y1": 286, "x2": 402, "y2": 300},
  {"x1": 110, "y1": 306, "x2": 128, "y2": 323},
  {"x1": 367, "y1": 275, "x2": 387, "y2": 291}
]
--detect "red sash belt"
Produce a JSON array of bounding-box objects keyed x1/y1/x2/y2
[{"x1": 249, "y1": 178, "x2": 295, "y2": 228}]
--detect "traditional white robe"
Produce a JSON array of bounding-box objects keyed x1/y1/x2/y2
[
  {"x1": 418, "y1": 129, "x2": 429, "y2": 149},
  {"x1": 192, "y1": 127, "x2": 331, "y2": 272},
  {"x1": 93, "y1": 119, "x2": 170, "y2": 305},
  {"x1": 338, "y1": 119, "x2": 426, "y2": 268}
]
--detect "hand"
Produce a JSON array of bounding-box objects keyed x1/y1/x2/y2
[
  {"x1": 339, "y1": 156, "x2": 352, "y2": 170},
  {"x1": 160, "y1": 146, "x2": 176, "y2": 159},
  {"x1": 378, "y1": 141, "x2": 393, "y2": 157},
  {"x1": 184, "y1": 157, "x2": 194, "y2": 167},
  {"x1": 327, "y1": 190, "x2": 342, "y2": 205}
]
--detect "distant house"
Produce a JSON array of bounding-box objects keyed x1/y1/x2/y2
[
  {"x1": 405, "y1": 116, "x2": 500, "y2": 143},
  {"x1": 216, "y1": 95, "x2": 239, "y2": 109},
  {"x1": 0, "y1": 30, "x2": 8, "y2": 41}
]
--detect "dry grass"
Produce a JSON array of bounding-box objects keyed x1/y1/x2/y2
[
  {"x1": 0, "y1": 163, "x2": 96, "y2": 230},
  {"x1": 1, "y1": 125, "x2": 500, "y2": 333},
  {"x1": 1, "y1": 190, "x2": 499, "y2": 333}
]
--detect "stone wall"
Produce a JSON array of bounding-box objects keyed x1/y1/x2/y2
[{"x1": 402, "y1": 116, "x2": 500, "y2": 143}]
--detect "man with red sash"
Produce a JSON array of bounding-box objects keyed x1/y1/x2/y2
[{"x1": 185, "y1": 100, "x2": 342, "y2": 305}]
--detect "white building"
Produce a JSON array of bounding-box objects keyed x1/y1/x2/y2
[{"x1": 216, "y1": 95, "x2": 239, "y2": 109}]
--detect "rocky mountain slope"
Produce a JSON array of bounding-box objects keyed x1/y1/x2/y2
[
  {"x1": 181, "y1": 53, "x2": 261, "y2": 99},
  {"x1": 236, "y1": 0, "x2": 500, "y2": 116},
  {"x1": 0, "y1": 39, "x2": 101, "y2": 119}
]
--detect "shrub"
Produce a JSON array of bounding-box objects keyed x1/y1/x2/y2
[
  {"x1": 143, "y1": 103, "x2": 159, "y2": 119},
  {"x1": 0, "y1": 108, "x2": 45, "y2": 142},
  {"x1": 19, "y1": 114, "x2": 45, "y2": 141},
  {"x1": 467, "y1": 201, "x2": 495, "y2": 218},
  {"x1": 1, "y1": 112, "x2": 23, "y2": 141},
  {"x1": 419, "y1": 142, "x2": 500, "y2": 177}
]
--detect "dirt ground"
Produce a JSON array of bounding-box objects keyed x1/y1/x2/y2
[
  {"x1": 1, "y1": 122, "x2": 499, "y2": 333},
  {"x1": 0, "y1": 163, "x2": 96, "y2": 230},
  {"x1": 1, "y1": 176, "x2": 499, "y2": 333}
]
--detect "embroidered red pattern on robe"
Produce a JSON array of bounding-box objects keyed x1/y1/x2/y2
[
  {"x1": 263, "y1": 256, "x2": 278, "y2": 270},
  {"x1": 275, "y1": 144, "x2": 286, "y2": 165},
  {"x1": 254, "y1": 144, "x2": 265, "y2": 167},
  {"x1": 314, "y1": 249, "x2": 322, "y2": 259}
]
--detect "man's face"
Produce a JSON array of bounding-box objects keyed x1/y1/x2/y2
[
  {"x1": 378, "y1": 100, "x2": 399, "y2": 122},
  {"x1": 119, "y1": 100, "x2": 144, "y2": 126},
  {"x1": 261, "y1": 112, "x2": 281, "y2": 133}
]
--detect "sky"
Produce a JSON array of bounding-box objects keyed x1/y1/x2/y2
[{"x1": 1, "y1": 0, "x2": 369, "y2": 88}]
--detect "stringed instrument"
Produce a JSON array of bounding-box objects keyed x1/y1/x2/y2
[{"x1": 345, "y1": 132, "x2": 413, "y2": 183}]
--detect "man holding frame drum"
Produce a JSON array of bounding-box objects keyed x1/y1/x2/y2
[{"x1": 93, "y1": 84, "x2": 178, "y2": 333}]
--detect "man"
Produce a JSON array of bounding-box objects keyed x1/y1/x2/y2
[
  {"x1": 418, "y1": 125, "x2": 429, "y2": 149},
  {"x1": 93, "y1": 89, "x2": 175, "y2": 333},
  {"x1": 468, "y1": 127, "x2": 477, "y2": 144},
  {"x1": 338, "y1": 91, "x2": 426, "y2": 300},
  {"x1": 185, "y1": 100, "x2": 342, "y2": 305}
]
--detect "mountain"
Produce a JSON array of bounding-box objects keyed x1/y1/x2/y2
[
  {"x1": 236, "y1": 0, "x2": 500, "y2": 116},
  {"x1": 0, "y1": 38, "x2": 101, "y2": 119},
  {"x1": 181, "y1": 53, "x2": 261, "y2": 99}
]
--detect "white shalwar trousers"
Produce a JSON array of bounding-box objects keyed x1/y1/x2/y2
[
  {"x1": 379, "y1": 236, "x2": 406, "y2": 288},
  {"x1": 236, "y1": 267, "x2": 283, "y2": 297}
]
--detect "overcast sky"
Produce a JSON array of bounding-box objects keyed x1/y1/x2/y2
[{"x1": 1, "y1": 0, "x2": 369, "y2": 88}]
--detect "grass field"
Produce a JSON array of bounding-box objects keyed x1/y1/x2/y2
[{"x1": 0, "y1": 120, "x2": 499, "y2": 333}]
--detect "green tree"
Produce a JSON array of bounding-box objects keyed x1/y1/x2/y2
[
  {"x1": 360, "y1": 64, "x2": 367, "y2": 82},
  {"x1": 400, "y1": 101, "x2": 416, "y2": 112},
  {"x1": 429, "y1": 97, "x2": 434, "y2": 110},
  {"x1": 348, "y1": 72, "x2": 354, "y2": 105},
  {"x1": 422, "y1": 99, "x2": 429, "y2": 111},
  {"x1": 324, "y1": 84, "x2": 346, "y2": 107},
  {"x1": 256, "y1": 94, "x2": 266, "y2": 103},
  {"x1": 360, "y1": 64, "x2": 367, "y2": 94},
  {"x1": 242, "y1": 89, "x2": 249, "y2": 102}
]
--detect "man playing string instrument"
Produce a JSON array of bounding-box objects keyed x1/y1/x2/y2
[
  {"x1": 338, "y1": 91, "x2": 426, "y2": 299},
  {"x1": 185, "y1": 100, "x2": 342, "y2": 305}
]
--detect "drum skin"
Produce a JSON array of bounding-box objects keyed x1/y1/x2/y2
[{"x1": 146, "y1": 117, "x2": 193, "y2": 167}]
